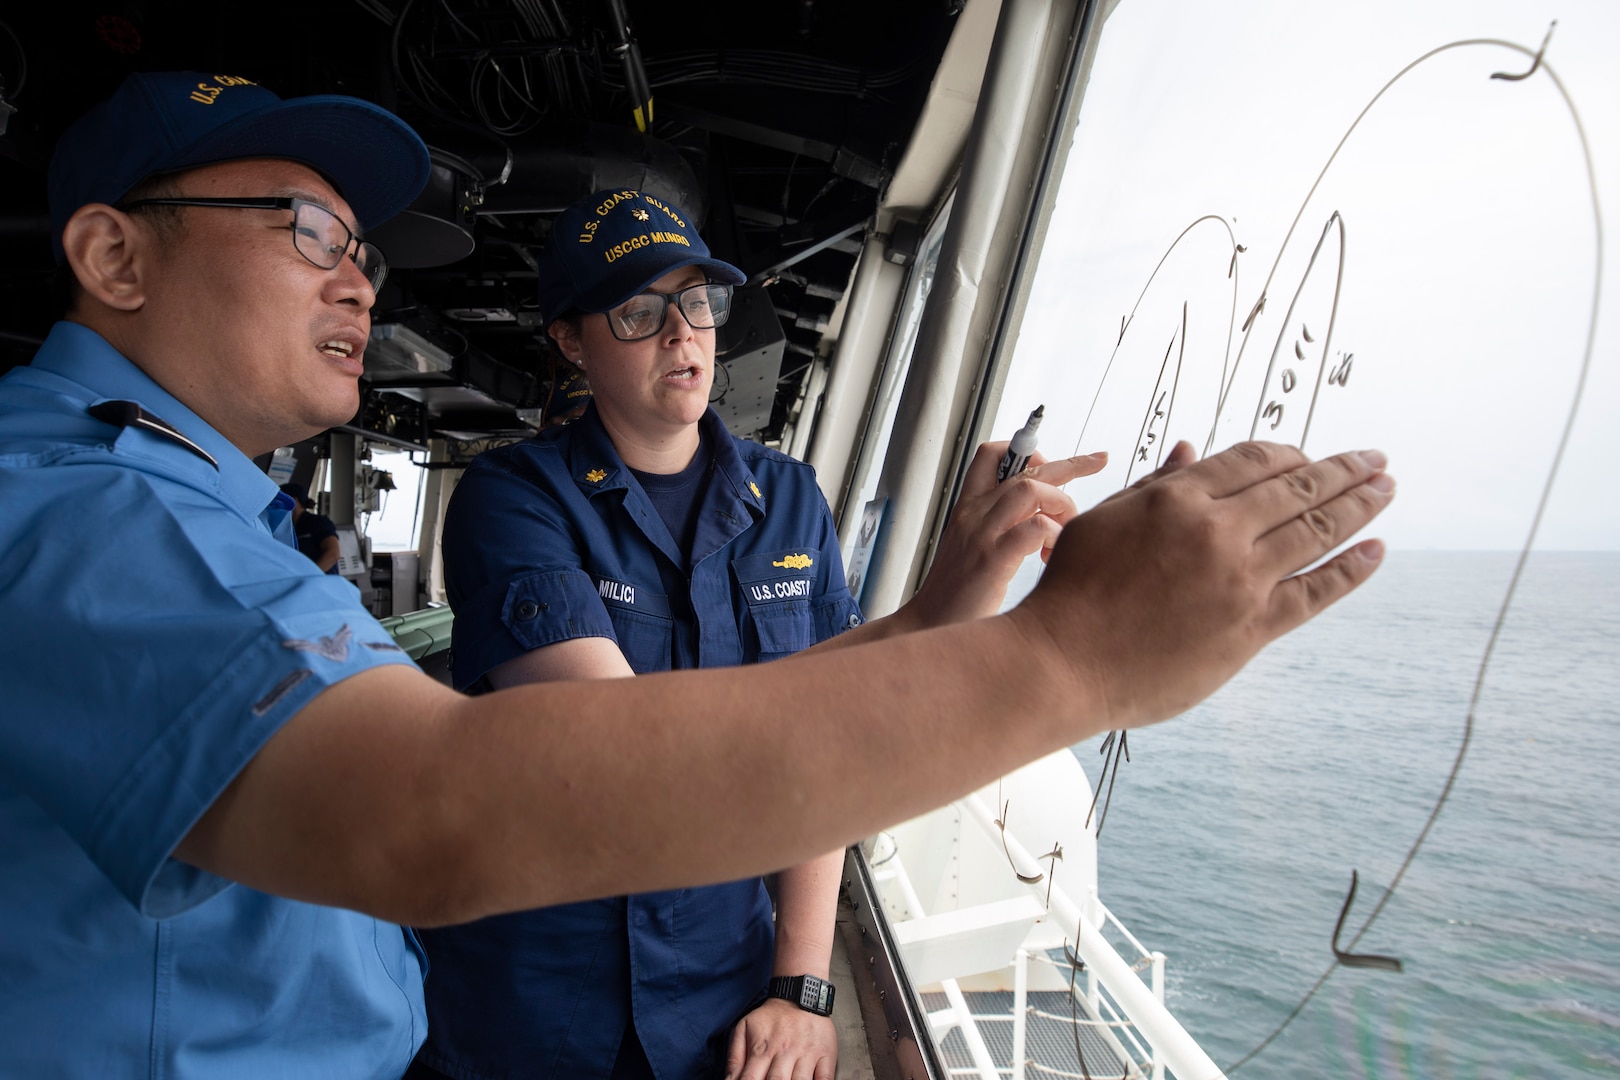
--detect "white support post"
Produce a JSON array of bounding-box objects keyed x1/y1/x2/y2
[
  {"x1": 860, "y1": 0, "x2": 1060, "y2": 615},
  {"x1": 873, "y1": 851, "x2": 929, "y2": 922},
  {"x1": 414, "y1": 440, "x2": 457, "y2": 606},
  {"x1": 1151, "y1": 951, "x2": 1167, "y2": 1080},
  {"x1": 1012, "y1": 948, "x2": 1029, "y2": 1080},
  {"x1": 808, "y1": 235, "x2": 906, "y2": 517},
  {"x1": 942, "y1": 978, "x2": 1002, "y2": 1080}
]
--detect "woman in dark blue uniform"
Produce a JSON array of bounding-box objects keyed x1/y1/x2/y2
[{"x1": 415, "y1": 190, "x2": 1105, "y2": 1080}]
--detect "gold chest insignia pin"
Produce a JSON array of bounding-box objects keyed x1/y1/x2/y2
[{"x1": 772, "y1": 554, "x2": 813, "y2": 570}]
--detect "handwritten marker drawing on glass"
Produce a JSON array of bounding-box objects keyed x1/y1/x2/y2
[{"x1": 1022, "y1": 24, "x2": 1603, "y2": 1071}]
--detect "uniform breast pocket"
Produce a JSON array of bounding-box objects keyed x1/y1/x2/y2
[
  {"x1": 748, "y1": 601, "x2": 816, "y2": 660},
  {"x1": 732, "y1": 549, "x2": 821, "y2": 662}
]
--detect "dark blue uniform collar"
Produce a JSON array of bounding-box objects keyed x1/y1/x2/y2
[
  {"x1": 30, "y1": 321, "x2": 284, "y2": 522},
  {"x1": 564, "y1": 402, "x2": 630, "y2": 494},
  {"x1": 701, "y1": 409, "x2": 770, "y2": 520},
  {"x1": 565, "y1": 403, "x2": 768, "y2": 517},
  {"x1": 562, "y1": 402, "x2": 769, "y2": 567}
]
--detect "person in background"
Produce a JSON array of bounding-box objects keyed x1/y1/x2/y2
[
  {"x1": 0, "y1": 70, "x2": 1395, "y2": 1080},
  {"x1": 419, "y1": 190, "x2": 1111, "y2": 1080},
  {"x1": 280, "y1": 481, "x2": 341, "y2": 574}
]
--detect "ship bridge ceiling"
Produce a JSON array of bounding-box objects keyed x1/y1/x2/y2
[{"x1": 0, "y1": 0, "x2": 962, "y2": 445}]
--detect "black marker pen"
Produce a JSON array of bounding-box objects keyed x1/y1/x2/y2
[{"x1": 996, "y1": 405, "x2": 1044, "y2": 483}]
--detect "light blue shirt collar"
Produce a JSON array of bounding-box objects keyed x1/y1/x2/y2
[{"x1": 30, "y1": 321, "x2": 283, "y2": 522}]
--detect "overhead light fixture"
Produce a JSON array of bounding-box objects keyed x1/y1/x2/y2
[
  {"x1": 367, "y1": 324, "x2": 455, "y2": 377},
  {"x1": 444, "y1": 308, "x2": 518, "y2": 323}
]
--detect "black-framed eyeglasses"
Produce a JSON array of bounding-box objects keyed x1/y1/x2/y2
[
  {"x1": 601, "y1": 282, "x2": 734, "y2": 342},
  {"x1": 116, "y1": 196, "x2": 388, "y2": 292}
]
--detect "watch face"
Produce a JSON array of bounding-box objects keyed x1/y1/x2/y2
[
  {"x1": 797, "y1": 976, "x2": 832, "y2": 1014},
  {"x1": 774, "y1": 974, "x2": 832, "y2": 1015}
]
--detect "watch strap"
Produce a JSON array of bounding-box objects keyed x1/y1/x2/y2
[{"x1": 767, "y1": 974, "x2": 835, "y2": 1016}]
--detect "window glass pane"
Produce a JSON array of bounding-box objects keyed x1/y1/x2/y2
[
  {"x1": 363, "y1": 449, "x2": 425, "y2": 553},
  {"x1": 893, "y1": 2, "x2": 1619, "y2": 1076},
  {"x1": 839, "y1": 198, "x2": 953, "y2": 573}
]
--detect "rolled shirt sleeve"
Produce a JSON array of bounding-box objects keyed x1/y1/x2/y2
[
  {"x1": 0, "y1": 463, "x2": 417, "y2": 918},
  {"x1": 442, "y1": 453, "x2": 618, "y2": 689}
]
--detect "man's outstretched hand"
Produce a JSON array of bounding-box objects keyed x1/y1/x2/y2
[{"x1": 1015, "y1": 440, "x2": 1394, "y2": 732}]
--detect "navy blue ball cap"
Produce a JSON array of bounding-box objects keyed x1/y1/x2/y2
[
  {"x1": 48, "y1": 72, "x2": 431, "y2": 261},
  {"x1": 537, "y1": 189, "x2": 745, "y2": 325},
  {"x1": 279, "y1": 481, "x2": 315, "y2": 508}
]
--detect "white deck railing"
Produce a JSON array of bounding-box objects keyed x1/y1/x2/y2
[
  {"x1": 959, "y1": 791, "x2": 1224, "y2": 1080},
  {"x1": 871, "y1": 791, "x2": 1226, "y2": 1080}
]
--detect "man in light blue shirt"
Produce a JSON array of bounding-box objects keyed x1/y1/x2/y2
[
  {"x1": 0, "y1": 72, "x2": 435, "y2": 1079},
  {"x1": 0, "y1": 67, "x2": 1393, "y2": 1080}
]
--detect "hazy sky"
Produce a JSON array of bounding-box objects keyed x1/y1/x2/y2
[{"x1": 996, "y1": 0, "x2": 1619, "y2": 550}]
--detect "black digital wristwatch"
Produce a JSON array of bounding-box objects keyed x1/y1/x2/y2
[{"x1": 767, "y1": 974, "x2": 835, "y2": 1017}]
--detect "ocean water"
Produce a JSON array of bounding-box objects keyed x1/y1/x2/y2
[{"x1": 1018, "y1": 551, "x2": 1620, "y2": 1078}]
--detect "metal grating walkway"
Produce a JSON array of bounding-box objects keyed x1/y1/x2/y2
[{"x1": 920, "y1": 990, "x2": 1134, "y2": 1078}]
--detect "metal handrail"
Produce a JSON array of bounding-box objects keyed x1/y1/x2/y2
[
  {"x1": 958, "y1": 793, "x2": 1226, "y2": 1080},
  {"x1": 1101, "y1": 900, "x2": 1156, "y2": 964}
]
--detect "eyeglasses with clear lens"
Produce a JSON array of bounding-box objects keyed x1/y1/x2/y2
[
  {"x1": 603, "y1": 282, "x2": 733, "y2": 341},
  {"x1": 116, "y1": 196, "x2": 389, "y2": 292}
]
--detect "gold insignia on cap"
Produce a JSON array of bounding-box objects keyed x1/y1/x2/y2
[
  {"x1": 773, "y1": 554, "x2": 813, "y2": 570},
  {"x1": 631, "y1": 208, "x2": 651, "y2": 222},
  {"x1": 188, "y1": 74, "x2": 257, "y2": 106},
  {"x1": 586, "y1": 468, "x2": 608, "y2": 483},
  {"x1": 749, "y1": 481, "x2": 762, "y2": 498}
]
